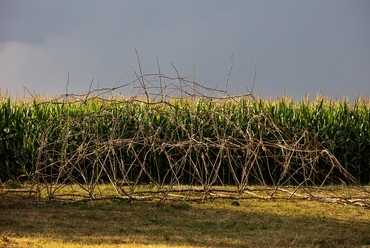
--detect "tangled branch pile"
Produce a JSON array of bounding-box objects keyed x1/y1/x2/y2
[{"x1": 31, "y1": 64, "x2": 369, "y2": 204}]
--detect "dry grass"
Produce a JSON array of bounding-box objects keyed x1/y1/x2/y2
[{"x1": 1, "y1": 189, "x2": 370, "y2": 248}]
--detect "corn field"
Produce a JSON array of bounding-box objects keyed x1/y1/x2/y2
[{"x1": 1, "y1": 69, "x2": 369, "y2": 202}]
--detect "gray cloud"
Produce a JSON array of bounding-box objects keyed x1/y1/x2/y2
[{"x1": 0, "y1": 0, "x2": 369, "y2": 99}]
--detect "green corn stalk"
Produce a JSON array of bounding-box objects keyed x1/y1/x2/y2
[{"x1": 1, "y1": 92, "x2": 369, "y2": 185}]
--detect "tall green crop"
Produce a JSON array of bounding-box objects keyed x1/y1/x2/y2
[{"x1": 0, "y1": 93, "x2": 369, "y2": 184}]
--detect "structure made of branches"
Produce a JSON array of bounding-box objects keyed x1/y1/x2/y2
[{"x1": 31, "y1": 59, "x2": 370, "y2": 206}]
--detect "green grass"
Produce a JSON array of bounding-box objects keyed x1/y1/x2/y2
[{"x1": 1, "y1": 191, "x2": 370, "y2": 248}]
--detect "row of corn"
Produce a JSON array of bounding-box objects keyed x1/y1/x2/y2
[{"x1": 1, "y1": 94, "x2": 369, "y2": 184}]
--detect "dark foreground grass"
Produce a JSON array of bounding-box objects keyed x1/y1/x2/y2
[{"x1": 1, "y1": 192, "x2": 370, "y2": 248}]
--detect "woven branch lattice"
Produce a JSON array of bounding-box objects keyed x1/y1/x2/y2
[{"x1": 32, "y1": 61, "x2": 370, "y2": 206}]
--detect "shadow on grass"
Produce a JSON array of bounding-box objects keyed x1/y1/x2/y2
[{"x1": 1, "y1": 194, "x2": 370, "y2": 248}]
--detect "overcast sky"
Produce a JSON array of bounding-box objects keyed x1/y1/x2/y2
[{"x1": 0, "y1": 0, "x2": 369, "y2": 100}]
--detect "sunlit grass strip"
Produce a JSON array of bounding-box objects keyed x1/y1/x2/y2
[{"x1": 2, "y1": 188, "x2": 370, "y2": 248}]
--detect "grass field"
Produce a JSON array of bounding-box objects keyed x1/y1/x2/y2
[{"x1": 1, "y1": 190, "x2": 370, "y2": 248}]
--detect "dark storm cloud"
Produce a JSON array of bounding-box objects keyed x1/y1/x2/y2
[
  {"x1": 0, "y1": 0, "x2": 369, "y2": 99},
  {"x1": 0, "y1": 1, "x2": 69, "y2": 43}
]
